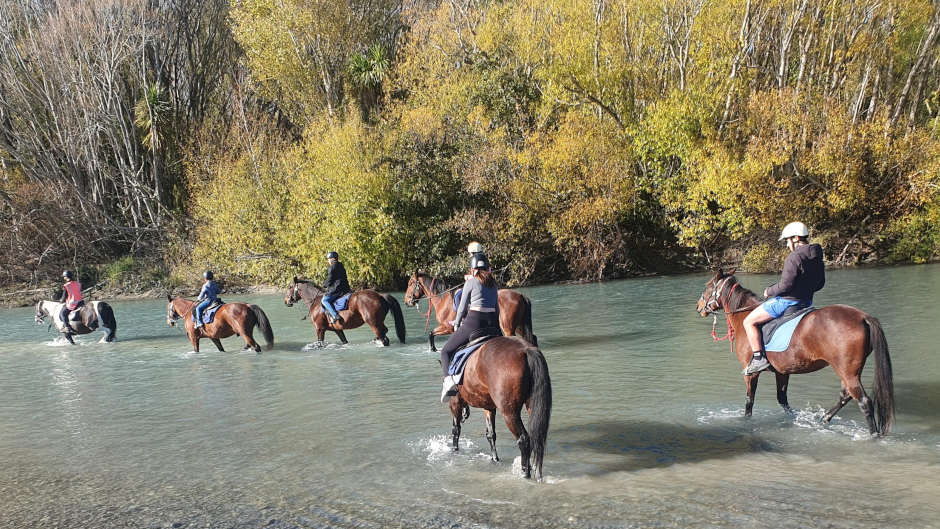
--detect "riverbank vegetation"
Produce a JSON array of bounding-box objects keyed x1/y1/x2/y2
[{"x1": 1, "y1": 0, "x2": 939, "y2": 295}]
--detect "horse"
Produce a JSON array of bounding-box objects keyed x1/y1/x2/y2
[
  {"x1": 446, "y1": 336, "x2": 552, "y2": 480},
  {"x1": 403, "y1": 270, "x2": 537, "y2": 351},
  {"x1": 34, "y1": 300, "x2": 117, "y2": 344},
  {"x1": 284, "y1": 277, "x2": 406, "y2": 347},
  {"x1": 697, "y1": 269, "x2": 895, "y2": 436},
  {"x1": 166, "y1": 295, "x2": 274, "y2": 353}
]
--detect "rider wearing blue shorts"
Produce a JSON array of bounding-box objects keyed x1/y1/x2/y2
[{"x1": 743, "y1": 222, "x2": 826, "y2": 375}]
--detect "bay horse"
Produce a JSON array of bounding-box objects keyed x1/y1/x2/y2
[
  {"x1": 697, "y1": 269, "x2": 895, "y2": 436},
  {"x1": 404, "y1": 270, "x2": 537, "y2": 351},
  {"x1": 166, "y1": 295, "x2": 274, "y2": 353},
  {"x1": 447, "y1": 336, "x2": 552, "y2": 480},
  {"x1": 34, "y1": 300, "x2": 117, "y2": 344},
  {"x1": 284, "y1": 277, "x2": 405, "y2": 346}
]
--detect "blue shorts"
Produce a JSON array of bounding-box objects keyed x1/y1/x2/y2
[{"x1": 761, "y1": 297, "x2": 802, "y2": 318}]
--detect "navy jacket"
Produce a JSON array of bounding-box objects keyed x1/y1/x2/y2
[
  {"x1": 324, "y1": 262, "x2": 351, "y2": 297},
  {"x1": 765, "y1": 243, "x2": 825, "y2": 302}
]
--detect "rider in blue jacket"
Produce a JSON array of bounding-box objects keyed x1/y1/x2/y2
[{"x1": 194, "y1": 270, "x2": 220, "y2": 330}]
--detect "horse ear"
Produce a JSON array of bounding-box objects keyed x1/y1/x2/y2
[
  {"x1": 293, "y1": 275, "x2": 298, "y2": 283},
  {"x1": 166, "y1": 293, "x2": 172, "y2": 301},
  {"x1": 728, "y1": 268, "x2": 736, "y2": 276}
]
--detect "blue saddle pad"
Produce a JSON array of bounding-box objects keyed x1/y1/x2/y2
[
  {"x1": 763, "y1": 309, "x2": 814, "y2": 352},
  {"x1": 193, "y1": 301, "x2": 224, "y2": 324},
  {"x1": 453, "y1": 289, "x2": 463, "y2": 313},
  {"x1": 329, "y1": 293, "x2": 352, "y2": 312},
  {"x1": 448, "y1": 340, "x2": 487, "y2": 377}
]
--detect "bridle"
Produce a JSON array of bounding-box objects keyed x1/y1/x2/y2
[
  {"x1": 700, "y1": 275, "x2": 736, "y2": 315},
  {"x1": 408, "y1": 274, "x2": 461, "y2": 333}
]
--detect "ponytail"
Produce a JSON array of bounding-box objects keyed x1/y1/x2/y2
[{"x1": 472, "y1": 268, "x2": 496, "y2": 288}]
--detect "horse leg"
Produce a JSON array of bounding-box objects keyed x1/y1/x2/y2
[
  {"x1": 502, "y1": 408, "x2": 532, "y2": 479},
  {"x1": 775, "y1": 373, "x2": 793, "y2": 414},
  {"x1": 743, "y1": 373, "x2": 760, "y2": 417},
  {"x1": 211, "y1": 338, "x2": 224, "y2": 352},
  {"x1": 844, "y1": 379, "x2": 879, "y2": 435},
  {"x1": 190, "y1": 333, "x2": 200, "y2": 353},
  {"x1": 429, "y1": 333, "x2": 437, "y2": 352},
  {"x1": 335, "y1": 329, "x2": 348, "y2": 344},
  {"x1": 371, "y1": 322, "x2": 389, "y2": 346},
  {"x1": 484, "y1": 409, "x2": 499, "y2": 462},
  {"x1": 241, "y1": 327, "x2": 261, "y2": 352},
  {"x1": 823, "y1": 387, "x2": 852, "y2": 423},
  {"x1": 449, "y1": 400, "x2": 464, "y2": 452}
]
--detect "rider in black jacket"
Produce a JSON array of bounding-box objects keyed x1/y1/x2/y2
[
  {"x1": 743, "y1": 222, "x2": 826, "y2": 375},
  {"x1": 322, "y1": 251, "x2": 351, "y2": 324}
]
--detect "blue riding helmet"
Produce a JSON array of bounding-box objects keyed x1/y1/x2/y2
[
  {"x1": 203, "y1": 270, "x2": 214, "y2": 280},
  {"x1": 326, "y1": 251, "x2": 339, "y2": 260},
  {"x1": 470, "y1": 253, "x2": 489, "y2": 270}
]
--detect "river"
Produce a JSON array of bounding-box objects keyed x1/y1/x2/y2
[{"x1": 1, "y1": 265, "x2": 938, "y2": 528}]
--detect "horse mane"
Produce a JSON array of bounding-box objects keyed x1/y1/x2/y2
[
  {"x1": 724, "y1": 275, "x2": 763, "y2": 310},
  {"x1": 416, "y1": 272, "x2": 448, "y2": 295}
]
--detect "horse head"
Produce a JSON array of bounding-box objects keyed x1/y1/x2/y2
[
  {"x1": 285, "y1": 276, "x2": 301, "y2": 307},
  {"x1": 166, "y1": 294, "x2": 180, "y2": 327},
  {"x1": 34, "y1": 300, "x2": 48, "y2": 324},
  {"x1": 404, "y1": 270, "x2": 427, "y2": 307},
  {"x1": 698, "y1": 268, "x2": 736, "y2": 316}
]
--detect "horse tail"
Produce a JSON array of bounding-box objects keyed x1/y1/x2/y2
[
  {"x1": 866, "y1": 316, "x2": 895, "y2": 435},
  {"x1": 382, "y1": 294, "x2": 407, "y2": 343},
  {"x1": 525, "y1": 346, "x2": 552, "y2": 481},
  {"x1": 250, "y1": 304, "x2": 275, "y2": 350},
  {"x1": 517, "y1": 295, "x2": 537, "y2": 346},
  {"x1": 97, "y1": 302, "x2": 117, "y2": 342}
]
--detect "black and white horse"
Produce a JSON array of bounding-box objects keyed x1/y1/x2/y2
[{"x1": 34, "y1": 300, "x2": 117, "y2": 344}]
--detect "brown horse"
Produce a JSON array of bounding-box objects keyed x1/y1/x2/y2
[
  {"x1": 447, "y1": 336, "x2": 552, "y2": 480},
  {"x1": 404, "y1": 270, "x2": 537, "y2": 351},
  {"x1": 284, "y1": 277, "x2": 406, "y2": 347},
  {"x1": 166, "y1": 295, "x2": 274, "y2": 353},
  {"x1": 697, "y1": 270, "x2": 895, "y2": 435}
]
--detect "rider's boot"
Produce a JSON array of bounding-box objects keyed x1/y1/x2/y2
[
  {"x1": 743, "y1": 350, "x2": 771, "y2": 375},
  {"x1": 441, "y1": 376, "x2": 459, "y2": 403}
]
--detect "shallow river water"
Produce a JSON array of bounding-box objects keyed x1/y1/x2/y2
[{"x1": 1, "y1": 265, "x2": 939, "y2": 528}]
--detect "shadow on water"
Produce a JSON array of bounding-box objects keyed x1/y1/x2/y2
[
  {"x1": 893, "y1": 380, "x2": 940, "y2": 429},
  {"x1": 540, "y1": 330, "x2": 645, "y2": 349},
  {"x1": 554, "y1": 420, "x2": 772, "y2": 475}
]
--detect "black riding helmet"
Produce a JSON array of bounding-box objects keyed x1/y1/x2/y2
[
  {"x1": 62, "y1": 270, "x2": 74, "y2": 280},
  {"x1": 470, "y1": 253, "x2": 489, "y2": 270},
  {"x1": 326, "y1": 251, "x2": 339, "y2": 260},
  {"x1": 203, "y1": 270, "x2": 214, "y2": 280}
]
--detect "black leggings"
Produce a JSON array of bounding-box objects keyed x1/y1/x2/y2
[
  {"x1": 441, "y1": 310, "x2": 499, "y2": 375},
  {"x1": 60, "y1": 300, "x2": 85, "y2": 327}
]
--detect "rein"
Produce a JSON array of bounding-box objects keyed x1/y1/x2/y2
[
  {"x1": 413, "y1": 276, "x2": 461, "y2": 333},
  {"x1": 704, "y1": 281, "x2": 761, "y2": 354}
]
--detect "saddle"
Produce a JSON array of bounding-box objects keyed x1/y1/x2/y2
[
  {"x1": 326, "y1": 292, "x2": 352, "y2": 312},
  {"x1": 760, "y1": 305, "x2": 816, "y2": 352},
  {"x1": 193, "y1": 299, "x2": 224, "y2": 324},
  {"x1": 447, "y1": 327, "x2": 502, "y2": 382}
]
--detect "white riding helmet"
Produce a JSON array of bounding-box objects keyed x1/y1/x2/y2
[
  {"x1": 467, "y1": 241, "x2": 483, "y2": 254},
  {"x1": 779, "y1": 221, "x2": 810, "y2": 240}
]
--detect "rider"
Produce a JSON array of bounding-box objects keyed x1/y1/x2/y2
[
  {"x1": 440, "y1": 252, "x2": 500, "y2": 403},
  {"x1": 742, "y1": 221, "x2": 825, "y2": 375},
  {"x1": 59, "y1": 270, "x2": 84, "y2": 332},
  {"x1": 322, "y1": 251, "x2": 351, "y2": 325},
  {"x1": 194, "y1": 270, "x2": 220, "y2": 330}
]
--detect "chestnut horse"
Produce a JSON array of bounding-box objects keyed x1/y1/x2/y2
[
  {"x1": 447, "y1": 336, "x2": 552, "y2": 480},
  {"x1": 166, "y1": 295, "x2": 274, "y2": 353},
  {"x1": 697, "y1": 270, "x2": 894, "y2": 435},
  {"x1": 403, "y1": 271, "x2": 537, "y2": 351},
  {"x1": 284, "y1": 277, "x2": 405, "y2": 346}
]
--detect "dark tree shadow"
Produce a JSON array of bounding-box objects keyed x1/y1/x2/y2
[
  {"x1": 552, "y1": 420, "x2": 774, "y2": 475},
  {"x1": 540, "y1": 330, "x2": 646, "y2": 349}
]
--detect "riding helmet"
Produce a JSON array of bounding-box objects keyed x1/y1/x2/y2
[
  {"x1": 779, "y1": 221, "x2": 810, "y2": 241},
  {"x1": 326, "y1": 251, "x2": 339, "y2": 260},
  {"x1": 62, "y1": 270, "x2": 73, "y2": 280},
  {"x1": 467, "y1": 241, "x2": 483, "y2": 254},
  {"x1": 470, "y1": 253, "x2": 490, "y2": 270},
  {"x1": 203, "y1": 270, "x2": 214, "y2": 280}
]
